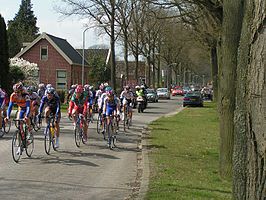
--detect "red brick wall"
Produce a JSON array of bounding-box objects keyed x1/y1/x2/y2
[{"x1": 20, "y1": 39, "x2": 71, "y2": 90}]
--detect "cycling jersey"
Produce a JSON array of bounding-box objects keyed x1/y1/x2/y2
[
  {"x1": 104, "y1": 96, "x2": 120, "y2": 116},
  {"x1": 68, "y1": 93, "x2": 88, "y2": 115},
  {"x1": 29, "y1": 92, "x2": 41, "y2": 105},
  {"x1": 7, "y1": 92, "x2": 31, "y2": 118},
  {"x1": 99, "y1": 92, "x2": 107, "y2": 109},
  {"x1": 120, "y1": 91, "x2": 133, "y2": 106},
  {"x1": 37, "y1": 89, "x2": 45, "y2": 98},
  {"x1": 39, "y1": 95, "x2": 61, "y2": 117}
]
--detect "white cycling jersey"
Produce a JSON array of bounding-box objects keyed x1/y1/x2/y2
[{"x1": 120, "y1": 90, "x2": 133, "y2": 100}]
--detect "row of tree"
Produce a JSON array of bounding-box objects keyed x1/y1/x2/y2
[
  {"x1": 56, "y1": 0, "x2": 265, "y2": 198},
  {"x1": 57, "y1": 0, "x2": 210, "y2": 90}
]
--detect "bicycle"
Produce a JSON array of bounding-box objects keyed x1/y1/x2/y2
[
  {"x1": 96, "y1": 112, "x2": 107, "y2": 140},
  {"x1": 43, "y1": 114, "x2": 57, "y2": 155},
  {"x1": 11, "y1": 119, "x2": 34, "y2": 163},
  {"x1": 73, "y1": 114, "x2": 87, "y2": 147},
  {"x1": 107, "y1": 114, "x2": 118, "y2": 149},
  {"x1": 31, "y1": 113, "x2": 41, "y2": 132},
  {"x1": 123, "y1": 104, "x2": 130, "y2": 132},
  {"x1": 0, "y1": 115, "x2": 11, "y2": 137}
]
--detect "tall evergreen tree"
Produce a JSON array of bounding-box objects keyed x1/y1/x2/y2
[
  {"x1": 7, "y1": 0, "x2": 39, "y2": 57},
  {"x1": 0, "y1": 14, "x2": 10, "y2": 91}
]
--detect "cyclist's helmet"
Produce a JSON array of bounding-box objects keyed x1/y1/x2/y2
[
  {"x1": 104, "y1": 82, "x2": 109, "y2": 87},
  {"x1": 39, "y1": 83, "x2": 45, "y2": 88},
  {"x1": 46, "y1": 84, "x2": 52, "y2": 89},
  {"x1": 135, "y1": 85, "x2": 140, "y2": 90},
  {"x1": 89, "y1": 86, "x2": 94, "y2": 90},
  {"x1": 71, "y1": 84, "x2": 77, "y2": 89},
  {"x1": 13, "y1": 82, "x2": 23, "y2": 92},
  {"x1": 75, "y1": 85, "x2": 83, "y2": 93},
  {"x1": 125, "y1": 85, "x2": 130, "y2": 90},
  {"x1": 105, "y1": 86, "x2": 112, "y2": 92},
  {"x1": 27, "y1": 86, "x2": 35, "y2": 92},
  {"x1": 99, "y1": 84, "x2": 105, "y2": 90},
  {"x1": 106, "y1": 89, "x2": 114, "y2": 97},
  {"x1": 83, "y1": 84, "x2": 89, "y2": 90},
  {"x1": 47, "y1": 87, "x2": 55, "y2": 95}
]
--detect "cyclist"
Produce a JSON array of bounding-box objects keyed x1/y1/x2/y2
[
  {"x1": 5, "y1": 82, "x2": 32, "y2": 139},
  {"x1": 99, "y1": 86, "x2": 111, "y2": 133},
  {"x1": 68, "y1": 85, "x2": 88, "y2": 141},
  {"x1": 120, "y1": 85, "x2": 134, "y2": 123},
  {"x1": 103, "y1": 89, "x2": 120, "y2": 147},
  {"x1": 87, "y1": 86, "x2": 95, "y2": 122},
  {"x1": 0, "y1": 86, "x2": 5, "y2": 134},
  {"x1": 39, "y1": 87, "x2": 61, "y2": 148},
  {"x1": 37, "y1": 83, "x2": 45, "y2": 98},
  {"x1": 67, "y1": 85, "x2": 77, "y2": 104},
  {"x1": 27, "y1": 86, "x2": 41, "y2": 123}
]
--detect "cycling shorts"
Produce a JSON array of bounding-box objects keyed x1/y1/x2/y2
[
  {"x1": 106, "y1": 105, "x2": 116, "y2": 116},
  {"x1": 46, "y1": 106, "x2": 61, "y2": 119},
  {"x1": 17, "y1": 107, "x2": 27, "y2": 119},
  {"x1": 0, "y1": 97, "x2": 4, "y2": 109}
]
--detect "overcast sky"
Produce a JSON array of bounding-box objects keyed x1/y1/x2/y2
[{"x1": 0, "y1": 0, "x2": 109, "y2": 49}]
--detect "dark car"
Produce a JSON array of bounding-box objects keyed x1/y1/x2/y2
[
  {"x1": 146, "y1": 88, "x2": 158, "y2": 102},
  {"x1": 183, "y1": 92, "x2": 203, "y2": 107}
]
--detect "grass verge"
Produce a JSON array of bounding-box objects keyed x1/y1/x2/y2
[{"x1": 145, "y1": 102, "x2": 232, "y2": 200}]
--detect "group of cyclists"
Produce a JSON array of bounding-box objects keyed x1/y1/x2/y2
[{"x1": 0, "y1": 81, "x2": 148, "y2": 149}]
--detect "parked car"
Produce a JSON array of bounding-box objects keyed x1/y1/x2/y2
[
  {"x1": 182, "y1": 87, "x2": 189, "y2": 94},
  {"x1": 157, "y1": 88, "x2": 170, "y2": 99},
  {"x1": 183, "y1": 91, "x2": 203, "y2": 107},
  {"x1": 172, "y1": 87, "x2": 184, "y2": 96},
  {"x1": 146, "y1": 88, "x2": 158, "y2": 102}
]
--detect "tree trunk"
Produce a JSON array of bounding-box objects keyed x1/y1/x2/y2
[
  {"x1": 134, "y1": 37, "x2": 139, "y2": 81},
  {"x1": 219, "y1": 0, "x2": 244, "y2": 178},
  {"x1": 124, "y1": 32, "x2": 129, "y2": 82},
  {"x1": 157, "y1": 56, "x2": 161, "y2": 88},
  {"x1": 110, "y1": 0, "x2": 116, "y2": 90},
  {"x1": 244, "y1": 0, "x2": 265, "y2": 198},
  {"x1": 210, "y1": 45, "x2": 218, "y2": 101},
  {"x1": 147, "y1": 55, "x2": 151, "y2": 87}
]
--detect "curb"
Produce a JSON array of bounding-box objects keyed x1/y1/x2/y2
[{"x1": 135, "y1": 107, "x2": 185, "y2": 200}]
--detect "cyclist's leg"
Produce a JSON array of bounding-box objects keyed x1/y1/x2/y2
[
  {"x1": 54, "y1": 112, "x2": 61, "y2": 138},
  {"x1": 72, "y1": 106, "x2": 79, "y2": 125},
  {"x1": 44, "y1": 107, "x2": 51, "y2": 124}
]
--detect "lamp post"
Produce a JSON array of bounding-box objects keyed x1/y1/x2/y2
[{"x1": 82, "y1": 25, "x2": 99, "y2": 86}]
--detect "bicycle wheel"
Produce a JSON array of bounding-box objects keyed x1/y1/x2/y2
[
  {"x1": 112, "y1": 124, "x2": 117, "y2": 148},
  {"x1": 25, "y1": 131, "x2": 34, "y2": 157},
  {"x1": 3, "y1": 119, "x2": 11, "y2": 134},
  {"x1": 44, "y1": 127, "x2": 51, "y2": 155},
  {"x1": 0, "y1": 119, "x2": 5, "y2": 137},
  {"x1": 31, "y1": 118, "x2": 39, "y2": 132},
  {"x1": 96, "y1": 115, "x2": 102, "y2": 134},
  {"x1": 74, "y1": 125, "x2": 81, "y2": 147},
  {"x1": 12, "y1": 130, "x2": 22, "y2": 163},
  {"x1": 52, "y1": 134, "x2": 57, "y2": 151}
]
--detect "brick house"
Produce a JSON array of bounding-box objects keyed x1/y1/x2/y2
[{"x1": 15, "y1": 32, "x2": 89, "y2": 90}]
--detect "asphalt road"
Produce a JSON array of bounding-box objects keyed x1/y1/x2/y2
[{"x1": 0, "y1": 96, "x2": 183, "y2": 200}]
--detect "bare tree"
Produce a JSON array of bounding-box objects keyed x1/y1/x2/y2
[{"x1": 57, "y1": 0, "x2": 122, "y2": 90}]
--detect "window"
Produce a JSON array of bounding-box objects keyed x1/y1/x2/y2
[
  {"x1": 40, "y1": 46, "x2": 48, "y2": 60},
  {"x1": 56, "y1": 70, "x2": 67, "y2": 90}
]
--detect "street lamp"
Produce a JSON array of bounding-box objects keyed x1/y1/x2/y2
[{"x1": 82, "y1": 25, "x2": 98, "y2": 86}]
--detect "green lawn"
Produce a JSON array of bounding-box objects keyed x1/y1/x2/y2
[{"x1": 145, "y1": 102, "x2": 232, "y2": 200}]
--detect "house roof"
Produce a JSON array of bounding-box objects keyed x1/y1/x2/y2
[
  {"x1": 15, "y1": 32, "x2": 88, "y2": 66},
  {"x1": 76, "y1": 48, "x2": 111, "y2": 65}
]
